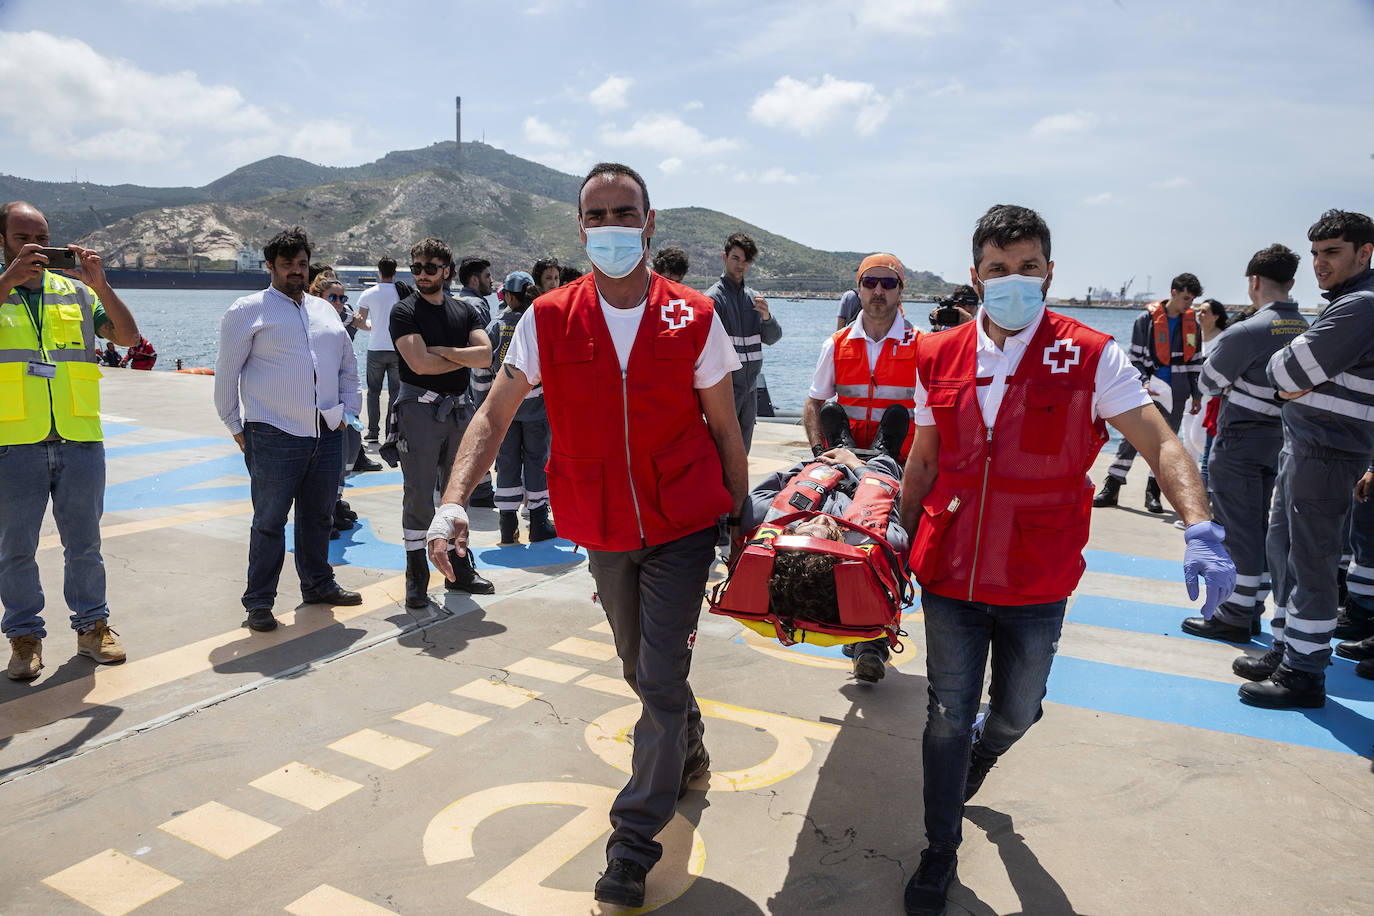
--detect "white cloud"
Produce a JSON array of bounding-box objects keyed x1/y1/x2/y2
[
  {"x1": 1082, "y1": 192, "x2": 1116, "y2": 206},
  {"x1": 659, "y1": 157, "x2": 684, "y2": 175},
  {"x1": 0, "y1": 30, "x2": 276, "y2": 164},
  {"x1": 130, "y1": 0, "x2": 258, "y2": 8},
  {"x1": 683, "y1": 100, "x2": 704, "y2": 112},
  {"x1": 529, "y1": 148, "x2": 598, "y2": 176},
  {"x1": 851, "y1": 0, "x2": 951, "y2": 35},
  {"x1": 589, "y1": 76, "x2": 632, "y2": 113},
  {"x1": 1152, "y1": 177, "x2": 1191, "y2": 190},
  {"x1": 928, "y1": 80, "x2": 964, "y2": 97},
  {"x1": 749, "y1": 74, "x2": 890, "y2": 137},
  {"x1": 288, "y1": 119, "x2": 363, "y2": 166},
  {"x1": 523, "y1": 116, "x2": 569, "y2": 147},
  {"x1": 1030, "y1": 110, "x2": 1099, "y2": 139},
  {"x1": 601, "y1": 114, "x2": 738, "y2": 159},
  {"x1": 730, "y1": 167, "x2": 800, "y2": 185}
]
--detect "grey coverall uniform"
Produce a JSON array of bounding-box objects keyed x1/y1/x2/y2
[
  {"x1": 1107, "y1": 306, "x2": 1204, "y2": 481},
  {"x1": 1265, "y1": 268, "x2": 1374, "y2": 673},
  {"x1": 705, "y1": 274, "x2": 781, "y2": 452},
  {"x1": 486, "y1": 307, "x2": 550, "y2": 511},
  {"x1": 1198, "y1": 301, "x2": 1308, "y2": 629}
]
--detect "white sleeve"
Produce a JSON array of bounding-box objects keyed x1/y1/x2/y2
[
  {"x1": 694, "y1": 311, "x2": 743, "y2": 388},
  {"x1": 1095, "y1": 337, "x2": 1154, "y2": 420},
  {"x1": 807, "y1": 336, "x2": 838, "y2": 400},
  {"x1": 912, "y1": 372, "x2": 933, "y2": 426},
  {"x1": 504, "y1": 304, "x2": 541, "y2": 386}
]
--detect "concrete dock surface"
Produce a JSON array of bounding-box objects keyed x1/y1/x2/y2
[{"x1": 1, "y1": 369, "x2": 1370, "y2": 916}]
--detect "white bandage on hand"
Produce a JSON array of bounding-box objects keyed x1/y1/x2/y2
[{"x1": 426, "y1": 503, "x2": 469, "y2": 550}]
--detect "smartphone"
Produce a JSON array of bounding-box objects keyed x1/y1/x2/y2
[{"x1": 38, "y1": 247, "x2": 79, "y2": 271}]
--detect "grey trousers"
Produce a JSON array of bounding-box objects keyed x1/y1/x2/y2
[
  {"x1": 494, "y1": 416, "x2": 550, "y2": 511},
  {"x1": 733, "y1": 375, "x2": 758, "y2": 454},
  {"x1": 1107, "y1": 394, "x2": 1187, "y2": 481},
  {"x1": 1206, "y1": 432, "x2": 1280, "y2": 628},
  {"x1": 397, "y1": 400, "x2": 472, "y2": 551},
  {"x1": 365, "y1": 350, "x2": 400, "y2": 438},
  {"x1": 1347, "y1": 489, "x2": 1374, "y2": 615},
  {"x1": 586, "y1": 525, "x2": 716, "y2": 869},
  {"x1": 1266, "y1": 447, "x2": 1366, "y2": 674}
]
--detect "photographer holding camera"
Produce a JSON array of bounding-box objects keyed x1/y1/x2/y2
[{"x1": 929, "y1": 284, "x2": 978, "y2": 332}]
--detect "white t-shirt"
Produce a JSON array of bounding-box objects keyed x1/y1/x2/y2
[
  {"x1": 504, "y1": 290, "x2": 741, "y2": 389},
  {"x1": 912, "y1": 307, "x2": 1151, "y2": 427},
  {"x1": 808, "y1": 315, "x2": 913, "y2": 401},
  {"x1": 356, "y1": 281, "x2": 400, "y2": 351}
]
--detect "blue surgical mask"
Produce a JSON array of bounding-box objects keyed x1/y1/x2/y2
[
  {"x1": 583, "y1": 223, "x2": 647, "y2": 279},
  {"x1": 980, "y1": 274, "x2": 1046, "y2": 331}
]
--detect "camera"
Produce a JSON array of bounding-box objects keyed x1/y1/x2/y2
[
  {"x1": 930, "y1": 286, "x2": 979, "y2": 330},
  {"x1": 934, "y1": 305, "x2": 963, "y2": 326},
  {"x1": 38, "y1": 247, "x2": 79, "y2": 271}
]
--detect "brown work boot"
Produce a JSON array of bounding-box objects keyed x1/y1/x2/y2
[
  {"x1": 7, "y1": 635, "x2": 42, "y2": 680},
  {"x1": 76, "y1": 621, "x2": 127, "y2": 664}
]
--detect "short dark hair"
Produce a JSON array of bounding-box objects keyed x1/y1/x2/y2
[
  {"x1": 579, "y1": 162, "x2": 650, "y2": 217},
  {"x1": 0, "y1": 200, "x2": 42, "y2": 237},
  {"x1": 531, "y1": 257, "x2": 561, "y2": 282},
  {"x1": 768, "y1": 550, "x2": 839, "y2": 626},
  {"x1": 724, "y1": 232, "x2": 758, "y2": 262},
  {"x1": 456, "y1": 255, "x2": 488, "y2": 285},
  {"x1": 377, "y1": 256, "x2": 397, "y2": 279},
  {"x1": 971, "y1": 205, "x2": 1051, "y2": 269},
  {"x1": 1200, "y1": 298, "x2": 1229, "y2": 330},
  {"x1": 1170, "y1": 272, "x2": 1203, "y2": 296},
  {"x1": 1307, "y1": 208, "x2": 1374, "y2": 251},
  {"x1": 412, "y1": 238, "x2": 455, "y2": 268},
  {"x1": 1246, "y1": 243, "x2": 1299, "y2": 285},
  {"x1": 948, "y1": 284, "x2": 978, "y2": 306},
  {"x1": 264, "y1": 226, "x2": 311, "y2": 264},
  {"x1": 559, "y1": 265, "x2": 583, "y2": 285},
  {"x1": 308, "y1": 262, "x2": 334, "y2": 287},
  {"x1": 652, "y1": 246, "x2": 689, "y2": 277}
]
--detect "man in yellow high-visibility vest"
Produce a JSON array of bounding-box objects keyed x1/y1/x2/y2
[{"x1": 0, "y1": 201, "x2": 139, "y2": 680}]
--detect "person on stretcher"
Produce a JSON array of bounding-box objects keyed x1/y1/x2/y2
[{"x1": 736, "y1": 447, "x2": 910, "y2": 683}]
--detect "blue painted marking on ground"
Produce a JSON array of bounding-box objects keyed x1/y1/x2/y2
[
  {"x1": 105, "y1": 453, "x2": 251, "y2": 511},
  {"x1": 283, "y1": 518, "x2": 584, "y2": 572},
  {"x1": 105, "y1": 436, "x2": 230, "y2": 459},
  {"x1": 1084, "y1": 549, "x2": 1179, "y2": 582},
  {"x1": 1048, "y1": 655, "x2": 1373, "y2": 757},
  {"x1": 473, "y1": 539, "x2": 585, "y2": 570},
  {"x1": 103, "y1": 422, "x2": 139, "y2": 438},
  {"x1": 346, "y1": 469, "x2": 403, "y2": 488},
  {"x1": 1068, "y1": 594, "x2": 1271, "y2": 646}
]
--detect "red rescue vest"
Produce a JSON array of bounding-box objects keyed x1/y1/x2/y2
[
  {"x1": 710, "y1": 462, "x2": 910, "y2": 647},
  {"x1": 535, "y1": 273, "x2": 733, "y2": 551},
  {"x1": 910, "y1": 312, "x2": 1111, "y2": 605},
  {"x1": 1147, "y1": 300, "x2": 1198, "y2": 366},
  {"x1": 832, "y1": 319, "x2": 918, "y2": 461}
]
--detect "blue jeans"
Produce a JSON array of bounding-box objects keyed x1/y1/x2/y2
[
  {"x1": 920, "y1": 591, "x2": 1067, "y2": 851},
  {"x1": 242, "y1": 422, "x2": 342, "y2": 610},
  {"x1": 0, "y1": 440, "x2": 109, "y2": 638}
]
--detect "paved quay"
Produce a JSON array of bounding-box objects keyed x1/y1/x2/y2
[{"x1": 1, "y1": 369, "x2": 1370, "y2": 916}]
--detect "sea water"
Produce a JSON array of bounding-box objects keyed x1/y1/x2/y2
[{"x1": 115, "y1": 289, "x2": 1143, "y2": 413}]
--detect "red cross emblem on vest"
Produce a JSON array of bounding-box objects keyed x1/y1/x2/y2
[
  {"x1": 661, "y1": 298, "x2": 692, "y2": 330},
  {"x1": 1043, "y1": 338, "x2": 1081, "y2": 374}
]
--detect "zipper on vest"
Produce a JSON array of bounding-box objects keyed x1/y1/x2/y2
[
  {"x1": 621, "y1": 370, "x2": 646, "y2": 544},
  {"x1": 968, "y1": 426, "x2": 994, "y2": 601}
]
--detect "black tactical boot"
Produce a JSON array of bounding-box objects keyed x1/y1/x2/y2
[
  {"x1": 528, "y1": 506, "x2": 558, "y2": 542},
  {"x1": 1335, "y1": 633, "x2": 1374, "y2": 662},
  {"x1": 405, "y1": 549, "x2": 430, "y2": 609},
  {"x1": 1181, "y1": 615, "x2": 1251, "y2": 643},
  {"x1": 1144, "y1": 477, "x2": 1164, "y2": 514},
  {"x1": 445, "y1": 549, "x2": 495, "y2": 594},
  {"x1": 819, "y1": 402, "x2": 856, "y2": 451},
  {"x1": 1232, "y1": 648, "x2": 1282, "y2": 681},
  {"x1": 333, "y1": 500, "x2": 356, "y2": 530},
  {"x1": 1092, "y1": 475, "x2": 1122, "y2": 507},
  {"x1": 498, "y1": 510, "x2": 520, "y2": 545},
  {"x1": 1333, "y1": 604, "x2": 1374, "y2": 641},
  {"x1": 1238, "y1": 662, "x2": 1325, "y2": 709},
  {"x1": 872, "y1": 404, "x2": 910, "y2": 462}
]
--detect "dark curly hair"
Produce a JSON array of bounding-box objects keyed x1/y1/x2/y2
[
  {"x1": 972, "y1": 205, "x2": 1050, "y2": 269},
  {"x1": 768, "y1": 550, "x2": 839, "y2": 625}
]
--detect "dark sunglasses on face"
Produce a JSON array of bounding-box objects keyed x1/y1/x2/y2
[
  {"x1": 410, "y1": 262, "x2": 446, "y2": 276},
  {"x1": 328, "y1": 293, "x2": 348, "y2": 304},
  {"x1": 860, "y1": 275, "x2": 900, "y2": 290}
]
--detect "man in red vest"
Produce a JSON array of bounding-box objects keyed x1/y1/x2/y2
[
  {"x1": 897, "y1": 205, "x2": 1235, "y2": 916},
  {"x1": 424, "y1": 162, "x2": 748, "y2": 909}
]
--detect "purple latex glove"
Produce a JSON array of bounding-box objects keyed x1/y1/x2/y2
[{"x1": 1184, "y1": 521, "x2": 1237, "y2": 619}]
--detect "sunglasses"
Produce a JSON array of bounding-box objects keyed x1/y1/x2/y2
[
  {"x1": 410, "y1": 262, "x2": 447, "y2": 276},
  {"x1": 859, "y1": 275, "x2": 900, "y2": 290},
  {"x1": 327, "y1": 293, "x2": 348, "y2": 304}
]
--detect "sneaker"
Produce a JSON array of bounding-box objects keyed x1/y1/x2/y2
[
  {"x1": 1092, "y1": 475, "x2": 1121, "y2": 508},
  {"x1": 593, "y1": 858, "x2": 647, "y2": 908},
  {"x1": 1232, "y1": 648, "x2": 1282, "y2": 681},
  {"x1": 679, "y1": 744, "x2": 710, "y2": 799},
  {"x1": 904, "y1": 847, "x2": 958, "y2": 916},
  {"x1": 7, "y1": 635, "x2": 42, "y2": 680},
  {"x1": 76, "y1": 622, "x2": 126, "y2": 664},
  {"x1": 364, "y1": 431, "x2": 379, "y2": 442},
  {"x1": 1238, "y1": 663, "x2": 1325, "y2": 709},
  {"x1": 964, "y1": 744, "x2": 996, "y2": 802},
  {"x1": 246, "y1": 608, "x2": 278, "y2": 632}
]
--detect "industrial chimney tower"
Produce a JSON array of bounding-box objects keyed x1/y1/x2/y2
[{"x1": 455, "y1": 96, "x2": 461, "y2": 171}]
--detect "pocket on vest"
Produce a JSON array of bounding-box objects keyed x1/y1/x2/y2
[
  {"x1": 651, "y1": 432, "x2": 723, "y2": 519},
  {"x1": 1019, "y1": 385, "x2": 1072, "y2": 455},
  {"x1": 547, "y1": 451, "x2": 605, "y2": 541},
  {"x1": 1008, "y1": 502, "x2": 1083, "y2": 591},
  {"x1": 0, "y1": 362, "x2": 25, "y2": 422},
  {"x1": 66, "y1": 361, "x2": 102, "y2": 418},
  {"x1": 926, "y1": 384, "x2": 961, "y2": 451},
  {"x1": 911, "y1": 495, "x2": 960, "y2": 585},
  {"x1": 57, "y1": 303, "x2": 87, "y2": 347}
]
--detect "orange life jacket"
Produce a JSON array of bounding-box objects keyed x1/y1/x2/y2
[
  {"x1": 1147, "y1": 300, "x2": 1198, "y2": 366},
  {"x1": 832, "y1": 319, "x2": 918, "y2": 461}
]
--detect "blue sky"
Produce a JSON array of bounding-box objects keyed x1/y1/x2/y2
[{"x1": 1, "y1": 0, "x2": 1372, "y2": 305}]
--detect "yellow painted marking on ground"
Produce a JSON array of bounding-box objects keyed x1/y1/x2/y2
[
  {"x1": 249, "y1": 762, "x2": 363, "y2": 811},
  {"x1": 451, "y1": 678, "x2": 542, "y2": 708},
  {"x1": 423, "y1": 781, "x2": 704, "y2": 916},
  {"x1": 328, "y1": 728, "x2": 432, "y2": 770},
  {"x1": 573, "y1": 673, "x2": 636, "y2": 699},
  {"x1": 38, "y1": 502, "x2": 252, "y2": 552},
  {"x1": 338, "y1": 483, "x2": 405, "y2": 497},
  {"x1": 285, "y1": 884, "x2": 398, "y2": 915},
  {"x1": 157, "y1": 801, "x2": 281, "y2": 859},
  {"x1": 547, "y1": 636, "x2": 617, "y2": 662},
  {"x1": 393, "y1": 702, "x2": 491, "y2": 737},
  {"x1": 586, "y1": 699, "x2": 838, "y2": 793},
  {"x1": 41, "y1": 849, "x2": 182, "y2": 916},
  {"x1": 587, "y1": 620, "x2": 614, "y2": 636},
  {"x1": 505, "y1": 656, "x2": 588, "y2": 684},
  {"x1": 0, "y1": 574, "x2": 407, "y2": 741}
]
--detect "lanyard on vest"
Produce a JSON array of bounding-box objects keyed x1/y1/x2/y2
[{"x1": 17, "y1": 285, "x2": 43, "y2": 342}]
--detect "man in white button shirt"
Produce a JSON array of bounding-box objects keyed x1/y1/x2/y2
[
  {"x1": 896, "y1": 205, "x2": 1235, "y2": 916},
  {"x1": 355, "y1": 255, "x2": 401, "y2": 442}
]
